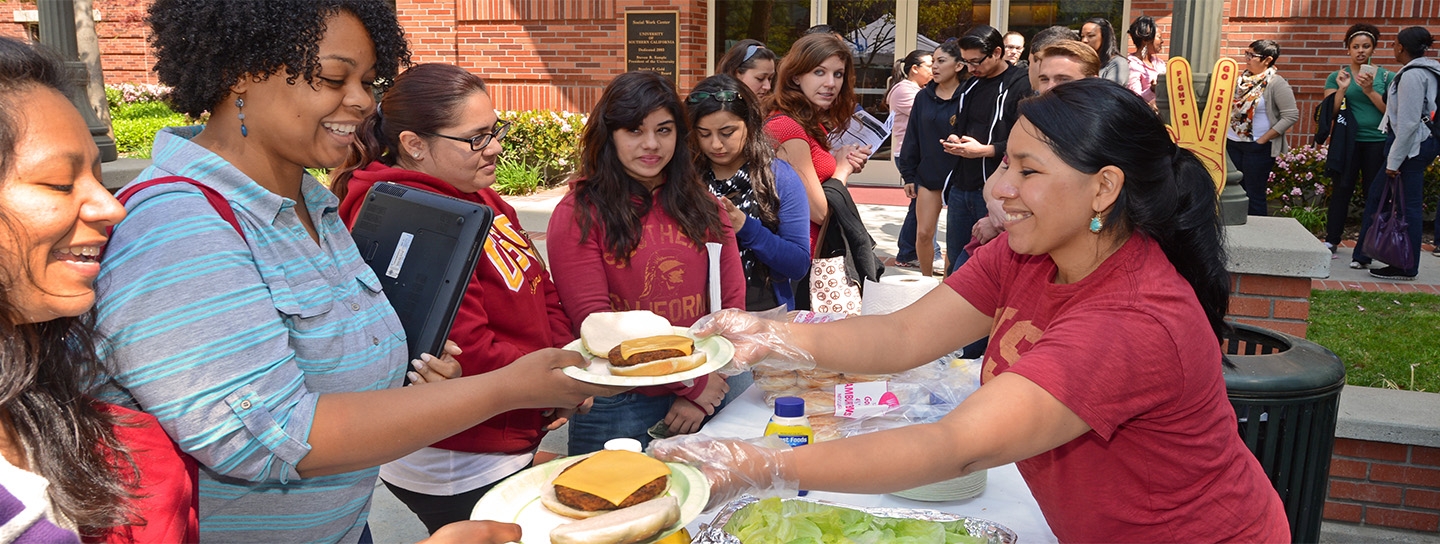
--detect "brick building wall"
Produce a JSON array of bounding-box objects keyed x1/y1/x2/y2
[{"x1": 1325, "y1": 438, "x2": 1440, "y2": 534}]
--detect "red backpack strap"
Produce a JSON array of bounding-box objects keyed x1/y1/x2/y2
[{"x1": 110, "y1": 176, "x2": 245, "y2": 241}]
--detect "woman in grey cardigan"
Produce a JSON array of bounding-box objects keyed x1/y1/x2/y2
[{"x1": 1226, "y1": 39, "x2": 1299, "y2": 216}]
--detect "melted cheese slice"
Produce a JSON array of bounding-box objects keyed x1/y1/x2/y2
[
  {"x1": 618, "y1": 335, "x2": 693, "y2": 360},
  {"x1": 552, "y1": 450, "x2": 671, "y2": 507}
]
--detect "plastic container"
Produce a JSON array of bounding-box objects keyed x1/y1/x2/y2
[
  {"x1": 603, "y1": 437, "x2": 643, "y2": 453},
  {"x1": 764, "y1": 397, "x2": 814, "y2": 447}
]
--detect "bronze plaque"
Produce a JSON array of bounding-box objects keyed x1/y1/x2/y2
[{"x1": 625, "y1": 11, "x2": 679, "y2": 83}]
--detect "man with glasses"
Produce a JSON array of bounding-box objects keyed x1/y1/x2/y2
[{"x1": 1003, "y1": 31, "x2": 1026, "y2": 65}]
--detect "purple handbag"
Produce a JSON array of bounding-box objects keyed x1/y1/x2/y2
[{"x1": 1361, "y1": 173, "x2": 1414, "y2": 272}]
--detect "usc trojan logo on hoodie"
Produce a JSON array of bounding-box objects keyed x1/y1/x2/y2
[{"x1": 484, "y1": 215, "x2": 542, "y2": 292}]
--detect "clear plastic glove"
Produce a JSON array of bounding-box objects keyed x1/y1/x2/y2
[
  {"x1": 689, "y1": 308, "x2": 817, "y2": 375},
  {"x1": 648, "y1": 434, "x2": 798, "y2": 512}
]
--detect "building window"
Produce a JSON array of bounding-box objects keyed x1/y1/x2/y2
[{"x1": 714, "y1": 0, "x2": 814, "y2": 62}]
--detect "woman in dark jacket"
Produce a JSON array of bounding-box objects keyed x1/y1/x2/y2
[{"x1": 897, "y1": 40, "x2": 966, "y2": 277}]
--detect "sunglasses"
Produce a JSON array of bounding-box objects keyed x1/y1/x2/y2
[
  {"x1": 421, "y1": 120, "x2": 511, "y2": 152},
  {"x1": 686, "y1": 90, "x2": 742, "y2": 104}
]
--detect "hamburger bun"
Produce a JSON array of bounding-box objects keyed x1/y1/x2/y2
[
  {"x1": 608, "y1": 352, "x2": 707, "y2": 377},
  {"x1": 548, "y1": 496, "x2": 681, "y2": 544},
  {"x1": 580, "y1": 311, "x2": 673, "y2": 356}
]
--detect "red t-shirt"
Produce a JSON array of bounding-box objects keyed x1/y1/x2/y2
[
  {"x1": 765, "y1": 114, "x2": 834, "y2": 255},
  {"x1": 946, "y1": 233, "x2": 1289, "y2": 543},
  {"x1": 339, "y1": 162, "x2": 571, "y2": 454},
  {"x1": 547, "y1": 181, "x2": 746, "y2": 397}
]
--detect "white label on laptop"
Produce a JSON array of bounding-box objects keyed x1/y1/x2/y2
[{"x1": 386, "y1": 232, "x2": 414, "y2": 278}]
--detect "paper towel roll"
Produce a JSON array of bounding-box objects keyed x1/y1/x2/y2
[{"x1": 861, "y1": 275, "x2": 940, "y2": 315}]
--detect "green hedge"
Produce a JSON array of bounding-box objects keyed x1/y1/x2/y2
[
  {"x1": 110, "y1": 100, "x2": 196, "y2": 158},
  {"x1": 497, "y1": 109, "x2": 585, "y2": 187}
]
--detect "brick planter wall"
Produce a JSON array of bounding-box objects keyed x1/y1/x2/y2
[
  {"x1": 1324, "y1": 438, "x2": 1440, "y2": 534},
  {"x1": 1228, "y1": 272, "x2": 1311, "y2": 338}
]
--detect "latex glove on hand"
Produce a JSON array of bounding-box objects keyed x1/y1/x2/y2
[
  {"x1": 689, "y1": 308, "x2": 817, "y2": 375},
  {"x1": 649, "y1": 434, "x2": 798, "y2": 512}
]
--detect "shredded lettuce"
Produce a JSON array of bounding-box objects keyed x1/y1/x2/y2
[{"x1": 723, "y1": 498, "x2": 986, "y2": 544}]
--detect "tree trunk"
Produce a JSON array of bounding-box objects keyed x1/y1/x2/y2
[{"x1": 74, "y1": 0, "x2": 110, "y2": 127}]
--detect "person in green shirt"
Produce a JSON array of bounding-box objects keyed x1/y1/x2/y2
[{"x1": 1323, "y1": 23, "x2": 1393, "y2": 267}]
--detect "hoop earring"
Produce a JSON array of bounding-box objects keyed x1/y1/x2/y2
[
  {"x1": 1089, "y1": 212, "x2": 1104, "y2": 234},
  {"x1": 235, "y1": 97, "x2": 248, "y2": 137}
]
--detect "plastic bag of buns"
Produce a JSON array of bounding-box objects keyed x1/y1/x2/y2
[{"x1": 773, "y1": 356, "x2": 983, "y2": 442}]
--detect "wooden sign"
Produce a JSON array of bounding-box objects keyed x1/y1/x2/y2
[
  {"x1": 1165, "y1": 56, "x2": 1239, "y2": 194},
  {"x1": 625, "y1": 11, "x2": 679, "y2": 83}
]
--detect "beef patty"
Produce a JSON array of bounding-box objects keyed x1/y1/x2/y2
[
  {"x1": 606, "y1": 346, "x2": 689, "y2": 367},
  {"x1": 553, "y1": 464, "x2": 669, "y2": 512}
]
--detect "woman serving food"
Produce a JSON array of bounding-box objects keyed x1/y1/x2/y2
[{"x1": 652, "y1": 79, "x2": 1290, "y2": 542}]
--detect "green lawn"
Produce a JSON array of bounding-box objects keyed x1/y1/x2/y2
[{"x1": 1308, "y1": 290, "x2": 1440, "y2": 392}]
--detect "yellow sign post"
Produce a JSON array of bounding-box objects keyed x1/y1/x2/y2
[{"x1": 1164, "y1": 56, "x2": 1239, "y2": 194}]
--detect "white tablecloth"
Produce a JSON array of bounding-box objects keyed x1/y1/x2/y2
[{"x1": 683, "y1": 385, "x2": 1058, "y2": 543}]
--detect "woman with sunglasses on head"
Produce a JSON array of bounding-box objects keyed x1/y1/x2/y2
[
  {"x1": 898, "y1": 40, "x2": 966, "y2": 277},
  {"x1": 0, "y1": 36, "x2": 197, "y2": 544},
  {"x1": 764, "y1": 33, "x2": 869, "y2": 254},
  {"x1": 717, "y1": 39, "x2": 778, "y2": 99},
  {"x1": 1352, "y1": 27, "x2": 1440, "y2": 281},
  {"x1": 1323, "y1": 24, "x2": 1393, "y2": 263},
  {"x1": 1125, "y1": 16, "x2": 1165, "y2": 110},
  {"x1": 1226, "y1": 40, "x2": 1299, "y2": 217},
  {"x1": 654, "y1": 78, "x2": 1290, "y2": 543},
  {"x1": 547, "y1": 71, "x2": 746, "y2": 455},
  {"x1": 688, "y1": 75, "x2": 811, "y2": 312},
  {"x1": 331, "y1": 63, "x2": 580, "y2": 535},
  {"x1": 1081, "y1": 17, "x2": 1128, "y2": 86},
  {"x1": 95, "y1": 2, "x2": 616, "y2": 541}
]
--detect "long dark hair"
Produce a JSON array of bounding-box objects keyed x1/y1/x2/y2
[
  {"x1": 1018, "y1": 79, "x2": 1230, "y2": 340},
  {"x1": 575, "y1": 71, "x2": 724, "y2": 263},
  {"x1": 1084, "y1": 17, "x2": 1121, "y2": 66},
  {"x1": 1127, "y1": 16, "x2": 1157, "y2": 53},
  {"x1": 332, "y1": 63, "x2": 488, "y2": 196},
  {"x1": 0, "y1": 36, "x2": 135, "y2": 535},
  {"x1": 766, "y1": 33, "x2": 857, "y2": 150},
  {"x1": 717, "y1": 39, "x2": 777, "y2": 80},
  {"x1": 687, "y1": 74, "x2": 780, "y2": 229}
]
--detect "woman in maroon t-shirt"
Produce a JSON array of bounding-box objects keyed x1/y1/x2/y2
[{"x1": 653, "y1": 80, "x2": 1290, "y2": 542}]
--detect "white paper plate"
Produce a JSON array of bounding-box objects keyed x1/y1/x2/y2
[
  {"x1": 561, "y1": 327, "x2": 734, "y2": 386},
  {"x1": 471, "y1": 452, "x2": 710, "y2": 544}
]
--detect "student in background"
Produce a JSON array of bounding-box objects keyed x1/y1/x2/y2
[
  {"x1": 887, "y1": 49, "x2": 936, "y2": 269},
  {"x1": 1081, "y1": 17, "x2": 1129, "y2": 86},
  {"x1": 1226, "y1": 39, "x2": 1299, "y2": 217},
  {"x1": 1322, "y1": 24, "x2": 1392, "y2": 263},
  {"x1": 1126, "y1": 16, "x2": 1166, "y2": 109},
  {"x1": 717, "y1": 39, "x2": 778, "y2": 99}
]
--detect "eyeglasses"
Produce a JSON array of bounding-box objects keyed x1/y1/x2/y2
[
  {"x1": 422, "y1": 120, "x2": 511, "y2": 152},
  {"x1": 1243, "y1": 51, "x2": 1262, "y2": 60},
  {"x1": 686, "y1": 90, "x2": 742, "y2": 104},
  {"x1": 742, "y1": 44, "x2": 764, "y2": 62},
  {"x1": 961, "y1": 54, "x2": 990, "y2": 66}
]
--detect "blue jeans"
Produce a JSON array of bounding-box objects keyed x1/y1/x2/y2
[
  {"x1": 567, "y1": 373, "x2": 751, "y2": 455},
  {"x1": 1227, "y1": 139, "x2": 1276, "y2": 216},
  {"x1": 1353, "y1": 135, "x2": 1439, "y2": 275},
  {"x1": 945, "y1": 188, "x2": 988, "y2": 274}
]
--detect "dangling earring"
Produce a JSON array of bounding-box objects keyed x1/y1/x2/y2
[
  {"x1": 235, "y1": 97, "x2": 248, "y2": 137},
  {"x1": 1089, "y1": 212, "x2": 1104, "y2": 234}
]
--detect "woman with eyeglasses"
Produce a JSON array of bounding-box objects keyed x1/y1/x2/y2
[
  {"x1": 331, "y1": 63, "x2": 582, "y2": 534},
  {"x1": 1322, "y1": 24, "x2": 1392, "y2": 263},
  {"x1": 687, "y1": 75, "x2": 810, "y2": 312},
  {"x1": 1226, "y1": 40, "x2": 1299, "y2": 216},
  {"x1": 547, "y1": 71, "x2": 745, "y2": 455},
  {"x1": 764, "y1": 33, "x2": 869, "y2": 254},
  {"x1": 1125, "y1": 16, "x2": 1165, "y2": 110},
  {"x1": 717, "y1": 39, "x2": 778, "y2": 99},
  {"x1": 96, "y1": 3, "x2": 616, "y2": 541},
  {"x1": 1081, "y1": 17, "x2": 1128, "y2": 86}
]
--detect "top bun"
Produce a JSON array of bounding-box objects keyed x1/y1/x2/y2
[{"x1": 580, "y1": 311, "x2": 674, "y2": 356}]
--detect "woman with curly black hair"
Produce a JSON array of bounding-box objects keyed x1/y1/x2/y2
[
  {"x1": 95, "y1": 2, "x2": 616, "y2": 542},
  {"x1": 548, "y1": 71, "x2": 745, "y2": 454}
]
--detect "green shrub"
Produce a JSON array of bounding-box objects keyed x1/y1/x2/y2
[
  {"x1": 498, "y1": 109, "x2": 585, "y2": 186},
  {"x1": 1267, "y1": 144, "x2": 1330, "y2": 236},
  {"x1": 109, "y1": 99, "x2": 197, "y2": 158},
  {"x1": 493, "y1": 156, "x2": 544, "y2": 196}
]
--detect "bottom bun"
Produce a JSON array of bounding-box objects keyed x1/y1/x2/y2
[
  {"x1": 609, "y1": 352, "x2": 707, "y2": 377},
  {"x1": 549, "y1": 496, "x2": 680, "y2": 544}
]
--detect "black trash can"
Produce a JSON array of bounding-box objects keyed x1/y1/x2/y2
[{"x1": 1222, "y1": 323, "x2": 1346, "y2": 544}]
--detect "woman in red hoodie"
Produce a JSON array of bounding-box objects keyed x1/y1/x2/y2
[{"x1": 332, "y1": 63, "x2": 577, "y2": 534}]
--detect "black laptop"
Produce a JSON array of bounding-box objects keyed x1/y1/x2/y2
[{"x1": 350, "y1": 182, "x2": 493, "y2": 363}]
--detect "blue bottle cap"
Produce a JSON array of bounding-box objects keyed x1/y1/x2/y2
[{"x1": 774, "y1": 396, "x2": 805, "y2": 418}]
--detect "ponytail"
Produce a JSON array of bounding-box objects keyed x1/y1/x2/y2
[
  {"x1": 1020, "y1": 79, "x2": 1231, "y2": 342},
  {"x1": 332, "y1": 106, "x2": 395, "y2": 199}
]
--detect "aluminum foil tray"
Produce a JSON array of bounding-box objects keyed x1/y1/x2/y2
[{"x1": 690, "y1": 495, "x2": 1019, "y2": 543}]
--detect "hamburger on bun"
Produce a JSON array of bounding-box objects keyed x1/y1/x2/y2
[
  {"x1": 604, "y1": 335, "x2": 708, "y2": 377},
  {"x1": 548, "y1": 496, "x2": 681, "y2": 544},
  {"x1": 542, "y1": 450, "x2": 672, "y2": 519},
  {"x1": 580, "y1": 311, "x2": 673, "y2": 356}
]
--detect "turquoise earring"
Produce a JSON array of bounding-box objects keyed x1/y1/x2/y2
[
  {"x1": 1089, "y1": 213, "x2": 1103, "y2": 234},
  {"x1": 235, "y1": 97, "x2": 248, "y2": 137}
]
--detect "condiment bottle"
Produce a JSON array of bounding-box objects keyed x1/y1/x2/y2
[{"x1": 765, "y1": 396, "x2": 813, "y2": 496}]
